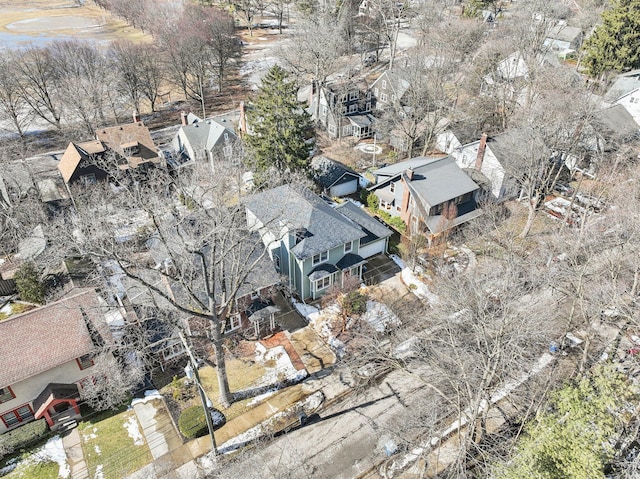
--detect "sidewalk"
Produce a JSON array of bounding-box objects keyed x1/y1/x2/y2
[{"x1": 62, "y1": 428, "x2": 89, "y2": 479}]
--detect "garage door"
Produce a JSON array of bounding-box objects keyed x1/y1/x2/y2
[{"x1": 359, "y1": 238, "x2": 386, "y2": 258}]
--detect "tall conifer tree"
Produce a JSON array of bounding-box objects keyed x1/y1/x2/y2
[{"x1": 246, "y1": 65, "x2": 314, "y2": 174}]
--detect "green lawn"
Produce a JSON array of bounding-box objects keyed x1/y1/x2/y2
[
  {"x1": 79, "y1": 410, "x2": 151, "y2": 479},
  {"x1": 2, "y1": 459, "x2": 59, "y2": 479}
]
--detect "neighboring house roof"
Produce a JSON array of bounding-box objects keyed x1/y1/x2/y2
[
  {"x1": 603, "y1": 70, "x2": 640, "y2": 103},
  {"x1": 0, "y1": 289, "x2": 109, "y2": 388},
  {"x1": 373, "y1": 157, "x2": 436, "y2": 178},
  {"x1": 245, "y1": 184, "x2": 366, "y2": 260},
  {"x1": 334, "y1": 201, "x2": 393, "y2": 245},
  {"x1": 545, "y1": 25, "x2": 582, "y2": 44},
  {"x1": 95, "y1": 121, "x2": 162, "y2": 168},
  {"x1": 592, "y1": 104, "x2": 640, "y2": 139},
  {"x1": 311, "y1": 156, "x2": 360, "y2": 190},
  {"x1": 58, "y1": 140, "x2": 106, "y2": 183},
  {"x1": 178, "y1": 119, "x2": 237, "y2": 157},
  {"x1": 371, "y1": 70, "x2": 411, "y2": 101},
  {"x1": 400, "y1": 157, "x2": 479, "y2": 208}
]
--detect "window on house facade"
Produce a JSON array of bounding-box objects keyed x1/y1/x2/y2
[
  {"x1": 348, "y1": 103, "x2": 358, "y2": 113},
  {"x1": 77, "y1": 354, "x2": 94, "y2": 371},
  {"x1": 1, "y1": 405, "x2": 33, "y2": 428},
  {"x1": 365, "y1": 102, "x2": 371, "y2": 111},
  {"x1": 0, "y1": 387, "x2": 15, "y2": 404},
  {"x1": 344, "y1": 241, "x2": 353, "y2": 253},
  {"x1": 349, "y1": 91, "x2": 359, "y2": 101},
  {"x1": 315, "y1": 275, "x2": 332, "y2": 291},
  {"x1": 343, "y1": 125, "x2": 352, "y2": 136},
  {"x1": 366, "y1": 91, "x2": 372, "y2": 99},
  {"x1": 381, "y1": 93, "x2": 388, "y2": 102},
  {"x1": 392, "y1": 94, "x2": 396, "y2": 102},
  {"x1": 251, "y1": 290, "x2": 261, "y2": 300},
  {"x1": 274, "y1": 254, "x2": 281, "y2": 272},
  {"x1": 162, "y1": 342, "x2": 186, "y2": 361},
  {"x1": 224, "y1": 132, "x2": 229, "y2": 141},
  {"x1": 78, "y1": 376, "x2": 97, "y2": 391},
  {"x1": 322, "y1": 105, "x2": 328, "y2": 116},
  {"x1": 223, "y1": 145, "x2": 233, "y2": 158},
  {"x1": 81, "y1": 174, "x2": 96, "y2": 185},
  {"x1": 328, "y1": 124, "x2": 336, "y2": 135},
  {"x1": 341, "y1": 106, "x2": 347, "y2": 114},
  {"x1": 374, "y1": 88, "x2": 379, "y2": 97},
  {"x1": 390, "y1": 183, "x2": 395, "y2": 193},
  {"x1": 312, "y1": 251, "x2": 329, "y2": 265},
  {"x1": 224, "y1": 314, "x2": 242, "y2": 333},
  {"x1": 382, "y1": 80, "x2": 387, "y2": 89}
]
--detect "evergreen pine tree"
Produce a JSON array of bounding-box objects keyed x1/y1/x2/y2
[
  {"x1": 583, "y1": 0, "x2": 640, "y2": 77},
  {"x1": 14, "y1": 262, "x2": 45, "y2": 304},
  {"x1": 245, "y1": 65, "x2": 314, "y2": 175}
]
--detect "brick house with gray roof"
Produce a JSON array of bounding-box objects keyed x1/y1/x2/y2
[
  {"x1": 0, "y1": 289, "x2": 112, "y2": 433},
  {"x1": 245, "y1": 185, "x2": 392, "y2": 300}
]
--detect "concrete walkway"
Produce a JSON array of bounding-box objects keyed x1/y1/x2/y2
[
  {"x1": 132, "y1": 397, "x2": 184, "y2": 461},
  {"x1": 62, "y1": 428, "x2": 89, "y2": 479}
]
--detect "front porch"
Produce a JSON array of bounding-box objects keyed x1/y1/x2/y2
[
  {"x1": 33, "y1": 383, "x2": 82, "y2": 431},
  {"x1": 308, "y1": 254, "x2": 367, "y2": 300}
]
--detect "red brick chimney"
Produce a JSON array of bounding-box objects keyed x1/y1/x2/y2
[
  {"x1": 400, "y1": 176, "x2": 412, "y2": 224},
  {"x1": 133, "y1": 111, "x2": 141, "y2": 123},
  {"x1": 405, "y1": 168, "x2": 414, "y2": 180},
  {"x1": 475, "y1": 133, "x2": 488, "y2": 171},
  {"x1": 180, "y1": 111, "x2": 188, "y2": 126}
]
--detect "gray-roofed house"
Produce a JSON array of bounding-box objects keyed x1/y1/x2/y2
[
  {"x1": 171, "y1": 116, "x2": 238, "y2": 169},
  {"x1": 603, "y1": 71, "x2": 640, "y2": 127},
  {"x1": 311, "y1": 156, "x2": 361, "y2": 197},
  {"x1": 369, "y1": 156, "x2": 483, "y2": 244},
  {"x1": 334, "y1": 201, "x2": 393, "y2": 258},
  {"x1": 590, "y1": 104, "x2": 640, "y2": 152},
  {"x1": 245, "y1": 185, "x2": 392, "y2": 300},
  {"x1": 543, "y1": 24, "x2": 583, "y2": 53},
  {"x1": 370, "y1": 70, "x2": 411, "y2": 111},
  {"x1": 309, "y1": 81, "x2": 374, "y2": 139}
]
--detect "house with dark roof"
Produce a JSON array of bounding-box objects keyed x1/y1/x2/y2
[
  {"x1": 309, "y1": 81, "x2": 375, "y2": 139},
  {"x1": 370, "y1": 70, "x2": 411, "y2": 112},
  {"x1": 171, "y1": 114, "x2": 238, "y2": 168},
  {"x1": 245, "y1": 185, "x2": 392, "y2": 300},
  {"x1": 369, "y1": 157, "x2": 483, "y2": 243},
  {"x1": 543, "y1": 24, "x2": 583, "y2": 53},
  {"x1": 0, "y1": 289, "x2": 112, "y2": 433},
  {"x1": 311, "y1": 156, "x2": 362, "y2": 197}
]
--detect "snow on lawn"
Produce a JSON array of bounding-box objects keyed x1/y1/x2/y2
[
  {"x1": 390, "y1": 254, "x2": 438, "y2": 304},
  {"x1": 216, "y1": 391, "x2": 325, "y2": 454},
  {"x1": 292, "y1": 298, "x2": 319, "y2": 320},
  {"x1": 362, "y1": 300, "x2": 401, "y2": 332},
  {"x1": 255, "y1": 343, "x2": 308, "y2": 384},
  {"x1": 124, "y1": 415, "x2": 145, "y2": 446},
  {"x1": 308, "y1": 303, "x2": 346, "y2": 358},
  {"x1": 4, "y1": 435, "x2": 72, "y2": 478},
  {"x1": 95, "y1": 464, "x2": 105, "y2": 479}
]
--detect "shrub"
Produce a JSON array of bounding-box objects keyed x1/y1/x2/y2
[
  {"x1": 342, "y1": 290, "x2": 368, "y2": 317},
  {"x1": 377, "y1": 210, "x2": 406, "y2": 233},
  {"x1": 14, "y1": 262, "x2": 45, "y2": 304},
  {"x1": 366, "y1": 192, "x2": 379, "y2": 211},
  {"x1": 178, "y1": 406, "x2": 209, "y2": 440},
  {"x1": 0, "y1": 419, "x2": 49, "y2": 460}
]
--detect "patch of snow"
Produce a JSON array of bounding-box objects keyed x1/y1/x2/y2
[
  {"x1": 29, "y1": 436, "x2": 71, "y2": 478},
  {"x1": 291, "y1": 298, "x2": 319, "y2": 320},
  {"x1": 390, "y1": 254, "x2": 405, "y2": 269},
  {"x1": 0, "y1": 303, "x2": 11, "y2": 315},
  {"x1": 218, "y1": 391, "x2": 325, "y2": 453},
  {"x1": 95, "y1": 464, "x2": 104, "y2": 479},
  {"x1": 401, "y1": 268, "x2": 438, "y2": 304},
  {"x1": 362, "y1": 300, "x2": 401, "y2": 332},
  {"x1": 131, "y1": 389, "x2": 162, "y2": 406},
  {"x1": 124, "y1": 414, "x2": 145, "y2": 446},
  {"x1": 255, "y1": 343, "x2": 308, "y2": 385},
  {"x1": 94, "y1": 444, "x2": 101, "y2": 455},
  {"x1": 83, "y1": 432, "x2": 97, "y2": 440}
]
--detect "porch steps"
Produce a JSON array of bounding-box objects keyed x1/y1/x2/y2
[{"x1": 60, "y1": 419, "x2": 78, "y2": 431}]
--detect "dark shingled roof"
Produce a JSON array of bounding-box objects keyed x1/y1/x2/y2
[
  {"x1": 311, "y1": 156, "x2": 360, "y2": 190},
  {"x1": 334, "y1": 201, "x2": 393, "y2": 245},
  {"x1": 336, "y1": 253, "x2": 366, "y2": 270},
  {"x1": 245, "y1": 185, "x2": 366, "y2": 260},
  {"x1": 308, "y1": 263, "x2": 339, "y2": 281}
]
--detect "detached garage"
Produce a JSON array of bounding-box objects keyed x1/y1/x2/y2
[
  {"x1": 311, "y1": 156, "x2": 361, "y2": 198},
  {"x1": 334, "y1": 201, "x2": 392, "y2": 258}
]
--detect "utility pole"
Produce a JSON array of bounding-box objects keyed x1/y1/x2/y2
[{"x1": 179, "y1": 331, "x2": 218, "y2": 455}]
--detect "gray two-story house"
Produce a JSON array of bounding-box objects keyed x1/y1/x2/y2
[{"x1": 245, "y1": 185, "x2": 392, "y2": 300}]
